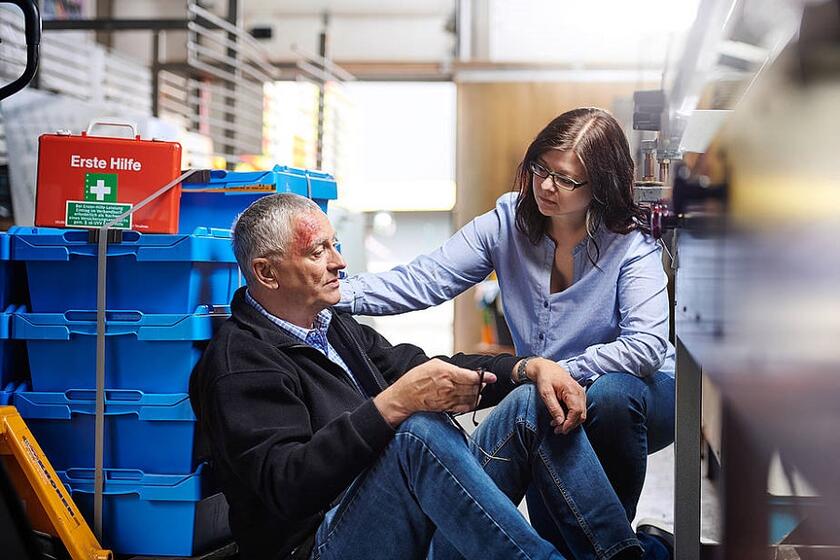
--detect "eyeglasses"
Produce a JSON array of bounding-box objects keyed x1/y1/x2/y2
[
  {"x1": 471, "y1": 368, "x2": 486, "y2": 427},
  {"x1": 528, "y1": 161, "x2": 589, "y2": 191},
  {"x1": 446, "y1": 368, "x2": 510, "y2": 463}
]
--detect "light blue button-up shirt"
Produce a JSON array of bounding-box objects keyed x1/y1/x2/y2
[
  {"x1": 245, "y1": 290, "x2": 367, "y2": 395},
  {"x1": 339, "y1": 193, "x2": 675, "y2": 385}
]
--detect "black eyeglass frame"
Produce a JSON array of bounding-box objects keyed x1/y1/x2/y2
[
  {"x1": 445, "y1": 367, "x2": 510, "y2": 462},
  {"x1": 471, "y1": 368, "x2": 486, "y2": 427},
  {"x1": 528, "y1": 161, "x2": 589, "y2": 191}
]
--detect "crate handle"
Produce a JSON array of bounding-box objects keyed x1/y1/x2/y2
[
  {"x1": 64, "y1": 468, "x2": 144, "y2": 480},
  {"x1": 69, "y1": 487, "x2": 140, "y2": 496},
  {"x1": 85, "y1": 118, "x2": 139, "y2": 139},
  {"x1": 62, "y1": 468, "x2": 144, "y2": 495},
  {"x1": 64, "y1": 389, "x2": 144, "y2": 402},
  {"x1": 61, "y1": 229, "x2": 141, "y2": 244},
  {"x1": 64, "y1": 310, "x2": 143, "y2": 323}
]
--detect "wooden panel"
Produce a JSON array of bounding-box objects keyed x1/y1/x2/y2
[{"x1": 454, "y1": 81, "x2": 653, "y2": 353}]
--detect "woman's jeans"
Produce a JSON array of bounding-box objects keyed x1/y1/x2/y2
[
  {"x1": 310, "y1": 385, "x2": 642, "y2": 560},
  {"x1": 526, "y1": 371, "x2": 676, "y2": 555}
]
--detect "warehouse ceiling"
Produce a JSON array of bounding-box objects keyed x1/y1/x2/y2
[
  {"x1": 238, "y1": 0, "x2": 700, "y2": 69},
  {"x1": 241, "y1": 0, "x2": 453, "y2": 17}
]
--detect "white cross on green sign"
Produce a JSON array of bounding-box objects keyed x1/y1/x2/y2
[{"x1": 85, "y1": 173, "x2": 118, "y2": 202}]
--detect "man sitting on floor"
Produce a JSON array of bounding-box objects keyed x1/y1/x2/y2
[{"x1": 189, "y1": 193, "x2": 663, "y2": 560}]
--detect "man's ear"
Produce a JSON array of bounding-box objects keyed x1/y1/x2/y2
[{"x1": 251, "y1": 257, "x2": 280, "y2": 290}]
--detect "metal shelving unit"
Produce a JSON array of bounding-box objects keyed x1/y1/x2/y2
[{"x1": 41, "y1": 0, "x2": 278, "y2": 167}]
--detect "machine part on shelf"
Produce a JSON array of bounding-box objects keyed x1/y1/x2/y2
[
  {"x1": 0, "y1": 406, "x2": 112, "y2": 560},
  {"x1": 671, "y1": 161, "x2": 727, "y2": 216},
  {"x1": 638, "y1": 159, "x2": 727, "y2": 241},
  {"x1": 632, "y1": 89, "x2": 666, "y2": 131},
  {"x1": 0, "y1": 0, "x2": 40, "y2": 101},
  {"x1": 633, "y1": 184, "x2": 672, "y2": 205},
  {"x1": 650, "y1": 202, "x2": 679, "y2": 241},
  {"x1": 659, "y1": 158, "x2": 671, "y2": 185},
  {"x1": 641, "y1": 140, "x2": 659, "y2": 182}
]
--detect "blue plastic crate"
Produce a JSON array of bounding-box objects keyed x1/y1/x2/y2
[
  {"x1": 57, "y1": 467, "x2": 228, "y2": 556},
  {"x1": 9, "y1": 226, "x2": 241, "y2": 314},
  {"x1": 14, "y1": 389, "x2": 195, "y2": 472},
  {"x1": 178, "y1": 165, "x2": 338, "y2": 233},
  {"x1": 12, "y1": 306, "x2": 217, "y2": 392},
  {"x1": 0, "y1": 306, "x2": 10, "y2": 387},
  {"x1": 0, "y1": 233, "x2": 10, "y2": 310},
  {"x1": 0, "y1": 305, "x2": 27, "y2": 388},
  {"x1": 0, "y1": 232, "x2": 28, "y2": 310},
  {"x1": 0, "y1": 381, "x2": 25, "y2": 405}
]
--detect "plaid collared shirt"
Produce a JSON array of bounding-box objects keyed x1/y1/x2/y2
[{"x1": 245, "y1": 290, "x2": 366, "y2": 396}]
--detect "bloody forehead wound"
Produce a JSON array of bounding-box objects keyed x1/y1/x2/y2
[{"x1": 291, "y1": 213, "x2": 322, "y2": 255}]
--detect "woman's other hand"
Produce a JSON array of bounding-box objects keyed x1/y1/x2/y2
[{"x1": 524, "y1": 357, "x2": 587, "y2": 434}]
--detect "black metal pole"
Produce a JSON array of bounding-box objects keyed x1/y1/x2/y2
[
  {"x1": 224, "y1": 0, "x2": 239, "y2": 167},
  {"x1": 316, "y1": 12, "x2": 329, "y2": 170}
]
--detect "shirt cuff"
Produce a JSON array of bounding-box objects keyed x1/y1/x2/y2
[
  {"x1": 338, "y1": 278, "x2": 359, "y2": 313},
  {"x1": 558, "y1": 359, "x2": 592, "y2": 386}
]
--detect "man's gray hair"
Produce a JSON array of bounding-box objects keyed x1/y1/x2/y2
[{"x1": 232, "y1": 193, "x2": 323, "y2": 284}]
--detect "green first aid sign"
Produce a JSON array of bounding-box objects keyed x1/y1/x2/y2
[
  {"x1": 84, "y1": 173, "x2": 118, "y2": 202},
  {"x1": 66, "y1": 201, "x2": 132, "y2": 229}
]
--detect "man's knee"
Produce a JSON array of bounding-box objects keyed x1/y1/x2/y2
[
  {"x1": 491, "y1": 384, "x2": 551, "y2": 431},
  {"x1": 496, "y1": 384, "x2": 539, "y2": 413},
  {"x1": 397, "y1": 412, "x2": 457, "y2": 441}
]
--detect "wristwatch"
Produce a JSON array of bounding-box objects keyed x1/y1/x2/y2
[{"x1": 514, "y1": 356, "x2": 536, "y2": 385}]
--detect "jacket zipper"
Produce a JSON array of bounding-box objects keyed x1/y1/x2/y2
[
  {"x1": 287, "y1": 343, "x2": 367, "y2": 397},
  {"x1": 332, "y1": 317, "x2": 387, "y2": 392}
]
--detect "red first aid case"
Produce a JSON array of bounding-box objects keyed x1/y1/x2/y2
[{"x1": 35, "y1": 120, "x2": 183, "y2": 233}]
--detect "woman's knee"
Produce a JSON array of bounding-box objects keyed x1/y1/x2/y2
[{"x1": 586, "y1": 374, "x2": 648, "y2": 422}]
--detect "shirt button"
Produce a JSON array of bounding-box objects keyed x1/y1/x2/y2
[
  {"x1": 538, "y1": 333, "x2": 544, "y2": 340},
  {"x1": 543, "y1": 301, "x2": 549, "y2": 309}
]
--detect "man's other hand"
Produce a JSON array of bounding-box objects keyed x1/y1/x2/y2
[{"x1": 373, "y1": 359, "x2": 496, "y2": 428}]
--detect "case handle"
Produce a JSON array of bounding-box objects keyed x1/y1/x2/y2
[{"x1": 85, "y1": 118, "x2": 139, "y2": 138}]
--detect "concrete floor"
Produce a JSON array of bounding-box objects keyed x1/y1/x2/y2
[{"x1": 632, "y1": 443, "x2": 721, "y2": 543}]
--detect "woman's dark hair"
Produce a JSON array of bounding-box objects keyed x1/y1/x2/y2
[{"x1": 514, "y1": 107, "x2": 649, "y2": 262}]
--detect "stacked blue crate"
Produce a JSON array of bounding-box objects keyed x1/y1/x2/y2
[
  {"x1": 56, "y1": 466, "x2": 230, "y2": 557},
  {"x1": 6, "y1": 167, "x2": 337, "y2": 555},
  {"x1": 178, "y1": 165, "x2": 338, "y2": 233},
  {"x1": 7, "y1": 226, "x2": 236, "y2": 556}
]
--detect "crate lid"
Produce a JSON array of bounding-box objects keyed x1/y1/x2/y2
[
  {"x1": 57, "y1": 466, "x2": 203, "y2": 501},
  {"x1": 8, "y1": 226, "x2": 236, "y2": 263},
  {"x1": 12, "y1": 388, "x2": 195, "y2": 421},
  {"x1": 11, "y1": 305, "x2": 220, "y2": 341},
  {"x1": 182, "y1": 165, "x2": 338, "y2": 201}
]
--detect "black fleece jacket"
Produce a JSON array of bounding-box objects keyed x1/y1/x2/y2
[{"x1": 189, "y1": 288, "x2": 521, "y2": 559}]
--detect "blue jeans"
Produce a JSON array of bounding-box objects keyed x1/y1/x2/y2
[
  {"x1": 310, "y1": 385, "x2": 642, "y2": 560},
  {"x1": 526, "y1": 372, "x2": 676, "y2": 558}
]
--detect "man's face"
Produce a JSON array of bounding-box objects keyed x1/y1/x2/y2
[{"x1": 273, "y1": 210, "x2": 346, "y2": 312}]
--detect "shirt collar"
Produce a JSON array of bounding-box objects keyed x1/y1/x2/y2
[{"x1": 245, "y1": 289, "x2": 333, "y2": 345}]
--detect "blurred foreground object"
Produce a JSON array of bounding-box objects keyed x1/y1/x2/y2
[{"x1": 673, "y1": 1, "x2": 840, "y2": 558}]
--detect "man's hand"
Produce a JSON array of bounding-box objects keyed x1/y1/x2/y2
[
  {"x1": 518, "y1": 358, "x2": 586, "y2": 435},
  {"x1": 373, "y1": 359, "x2": 496, "y2": 428}
]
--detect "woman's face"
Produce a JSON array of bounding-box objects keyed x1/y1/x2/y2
[{"x1": 531, "y1": 150, "x2": 592, "y2": 218}]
